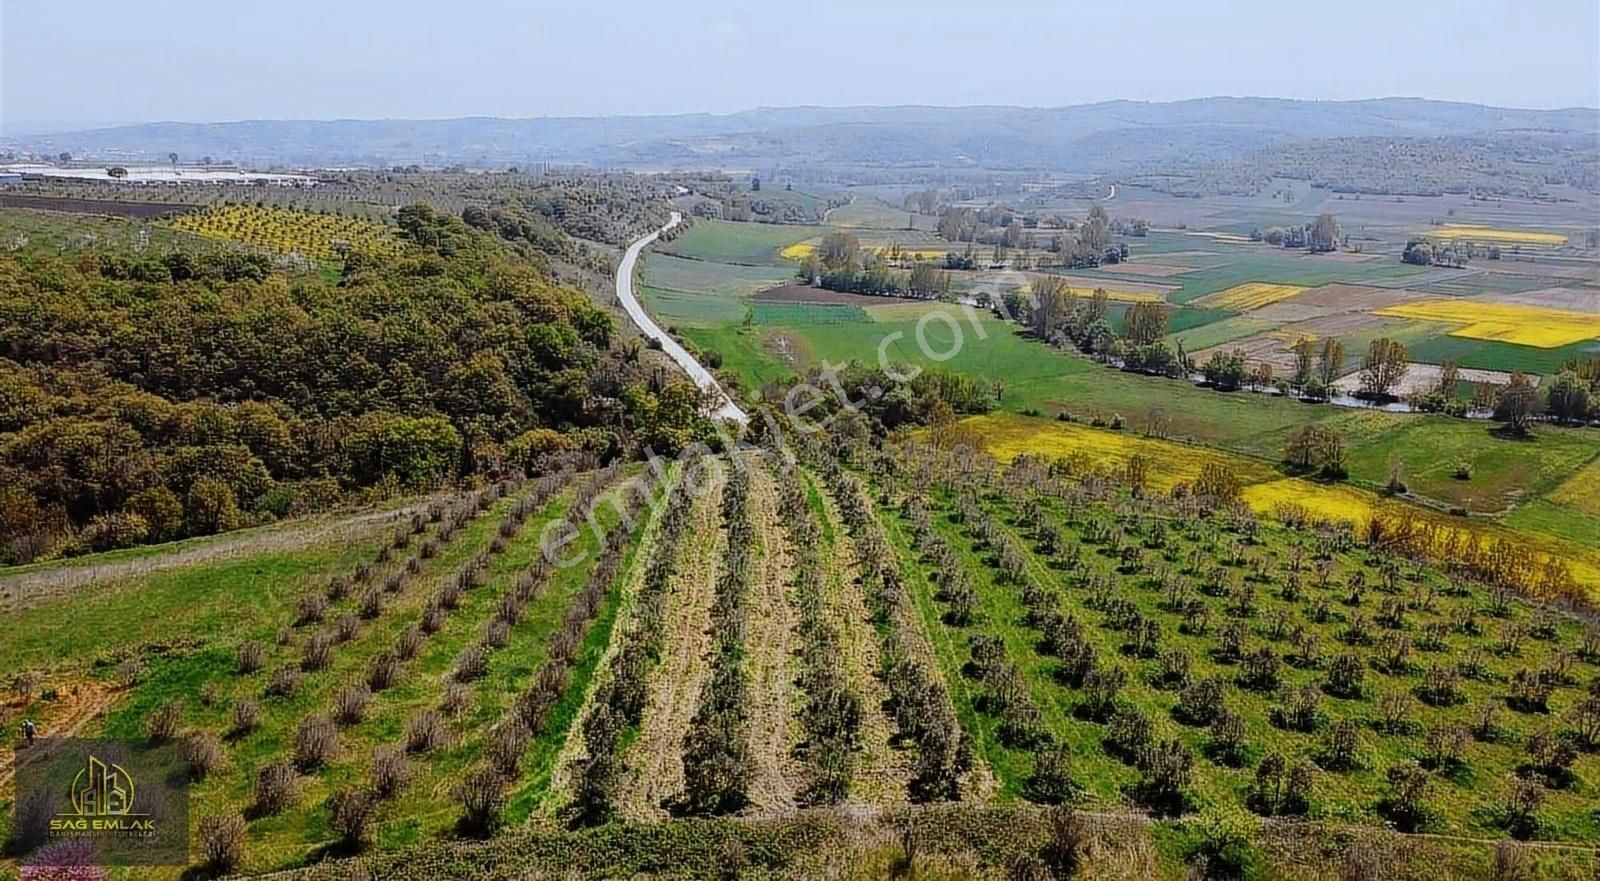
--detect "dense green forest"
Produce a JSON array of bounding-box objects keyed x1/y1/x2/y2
[{"x1": 0, "y1": 205, "x2": 711, "y2": 564}]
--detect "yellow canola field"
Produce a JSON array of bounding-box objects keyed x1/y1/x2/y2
[
  {"x1": 1375, "y1": 299, "x2": 1600, "y2": 349},
  {"x1": 1428, "y1": 225, "x2": 1568, "y2": 247},
  {"x1": 780, "y1": 241, "x2": 817, "y2": 260},
  {"x1": 1198, "y1": 282, "x2": 1308, "y2": 311},
  {"x1": 964, "y1": 413, "x2": 1273, "y2": 492},
  {"x1": 170, "y1": 205, "x2": 403, "y2": 262}
]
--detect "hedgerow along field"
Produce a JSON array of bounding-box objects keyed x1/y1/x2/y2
[{"x1": 5, "y1": 438, "x2": 1600, "y2": 879}]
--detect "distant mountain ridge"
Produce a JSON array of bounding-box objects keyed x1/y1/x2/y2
[{"x1": 5, "y1": 98, "x2": 1596, "y2": 171}]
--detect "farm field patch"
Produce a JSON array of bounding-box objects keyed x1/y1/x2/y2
[
  {"x1": 659, "y1": 219, "x2": 825, "y2": 265},
  {"x1": 1376, "y1": 300, "x2": 1600, "y2": 349},
  {"x1": 1196, "y1": 282, "x2": 1308, "y2": 311},
  {"x1": 1328, "y1": 363, "x2": 1534, "y2": 400},
  {"x1": 961, "y1": 412, "x2": 1275, "y2": 491},
  {"x1": 1427, "y1": 225, "x2": 1569, "y2": 246}
]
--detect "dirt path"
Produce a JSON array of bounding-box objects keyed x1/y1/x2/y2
[
  {"x1": 741, "y1": 460, "x2": 800, "y2": 814},
  {"x1": 0, "y1": 497, "x2": 447, "y2": 613},
  {"x1": 0, "y1": 680, "x2": 117, "y2": 796},
  {"x1": 617, "y1": 469, "x2": 725, "y2": 820},
  {"x1": 809, "y1": 475, "x2": 912, "y2": 806}
]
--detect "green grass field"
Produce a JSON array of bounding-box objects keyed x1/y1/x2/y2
[{"x1": 657, "y1": 219, "x2": 823, "y2": 265}]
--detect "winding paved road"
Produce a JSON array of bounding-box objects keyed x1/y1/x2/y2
[{"x1": 616, "y1": 213, "x2": 748, "y2": 423}]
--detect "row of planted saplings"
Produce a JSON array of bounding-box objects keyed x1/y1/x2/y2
[
  {"x1": 231, "y1": 481, "x2": 515, "y2": 733},
  {"x1": 453, "y1": 466, "x2": 647, "y2": 837},
  {"x1": 945, "y1": 446, "x2": 1600, "y2": 824},
  {"x1": 186, "y1": 471, "x2": 580, "y2": 868},
  {"x1": 676, "y1": 460, "x2": 756, "y2": 816},
  {"x1": 940, "y1": 474, "x2": 1204, "y2": 813},
  {"x1": 772, "y1": 460, "x2": 864, "y2": 806},
  {"x1": 813, "y1": 455, "x2": 969, "y2": 803},
  {"x1": 568, "y1": 457, "x2": 704, "y2": 824},
  {"x1": 151, "y1": 482, "x2": 502, "y2": 772},
  {"x1": 150, "y1": 481, "x2": 526, "y2": 875},
  {"x1": 265, "y1": 467, "x2": 596, "y2": 853},
  {"x1": 903, "y1": 485, "x2": 1061, "y2": 793}
]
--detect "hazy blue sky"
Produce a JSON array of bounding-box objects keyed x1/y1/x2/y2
[{"x1": 3, "y1": 0, "x2": 1597, "y2": 132}]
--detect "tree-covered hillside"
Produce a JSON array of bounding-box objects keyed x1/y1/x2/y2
[{"x1": 0, "y1": 205, "x2": 711, "y2": 564}]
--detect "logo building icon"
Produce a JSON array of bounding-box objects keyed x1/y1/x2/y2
[{"x1": 70, "y1": 755, "x2": 136, "y2": 817}]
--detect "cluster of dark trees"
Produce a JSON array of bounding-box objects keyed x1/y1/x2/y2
[
  {"x1": 0, "y1": 204, "x2": 713, "y2": 563},
  {"x1": 1401, "y1": 237, "x2": 1491, "y2": 267},
  {"x1": 795, "y1": 232, "x2": 955, "y2": 299},
  {"x1": 1248, "y1": 213, "x2": 1342, "y2": 253},
  {"x1": 758, "y1": 362, "x2": 997, "y2": 439}
]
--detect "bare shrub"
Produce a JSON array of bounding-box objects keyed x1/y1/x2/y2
[
  {"x1": 437, "y1": 582, "x2": 463, "y2": 611},
  {"x1": 496, "y1": 593, "x2": 523, "y2": 626},
  {"x1": 367, "y1": 651, "x2": 401, "y2": 692},
  {"x1": 359, "y1": 588, "x2": 384, "y2": 620},
  {"x1": 454, "y1": 768, "x2": 505, "y2": 837},
  {"x1": 266, "y1": 665, "x2": 303, "y2": 697},
  {"x1": 276, "y1": 626, "x2": 295, "y2": 647},
  {"x1": 199, "y1": 681, "x2": 222, "y2": 707},
  {"x1": 440, "y1": 681, "x2": 472, "y2": 717},
  {"x1": 405, "y1": 710, "x2": 448, "y2": 754},
  {"x1": 196, "y1": 812, "x2": 247, "y2": 874},
  {"x1": 326, "y1": 788, "x2": 376, "y2": 852},
  {"x1": 370, "y1": 745, "x2": 412, "y2": 800},
  {"x1": 327, "y1": 575, "x2": 351, "y2": 601},
  {"x1": 486, "y1": 720, "x2": 530, "y2": 777},
  {"x1": 333, "y1": 685, "x2": 371, "y2": 727},
  {"x1": 295, "y1": 593, "x2": 328, "y2": 625},
  {"x1": 182, "y1": 731, "x2": 226, "y2": 780},
  {"x1": 235, "y1": 641, "x2": 266, "y2": 674},
  {"x1": 231, "y1": 699, "x2": 262, "y2": 735},
  {"x1": 420, "y1": 600, "x2": 447, "y2": 634},
  {"x1": 301, "y1": 631, "x2": 334, "y2": 671},
  {"x1": 453, "y1": 644, "x2": 489, "y2": 682},
  {"x1": 394, "y1": 626, "x2": 424, "y2": 661},
  {"x1": 144, "y1": 700, "x2": 182, "y2": 745},
  {"x1": 484, "y1": 619, "x2": 511, "y2": 649},
  {"x1": 251, "y1": 760, "x2": 298, "y2": 817},
  {"x1": 1491, "y1": 840, "x2": 1529, "y2": 881},
  {"x1": 334, "y1": 613, "x2": 361, "y2": 643},
  {"x1": 293, "y1": 715, "x2": 340, "y2": 772}
]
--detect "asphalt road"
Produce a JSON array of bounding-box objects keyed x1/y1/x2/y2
[{"x1": 616, "y1": 212, "x2": 748, "y2": 424}]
